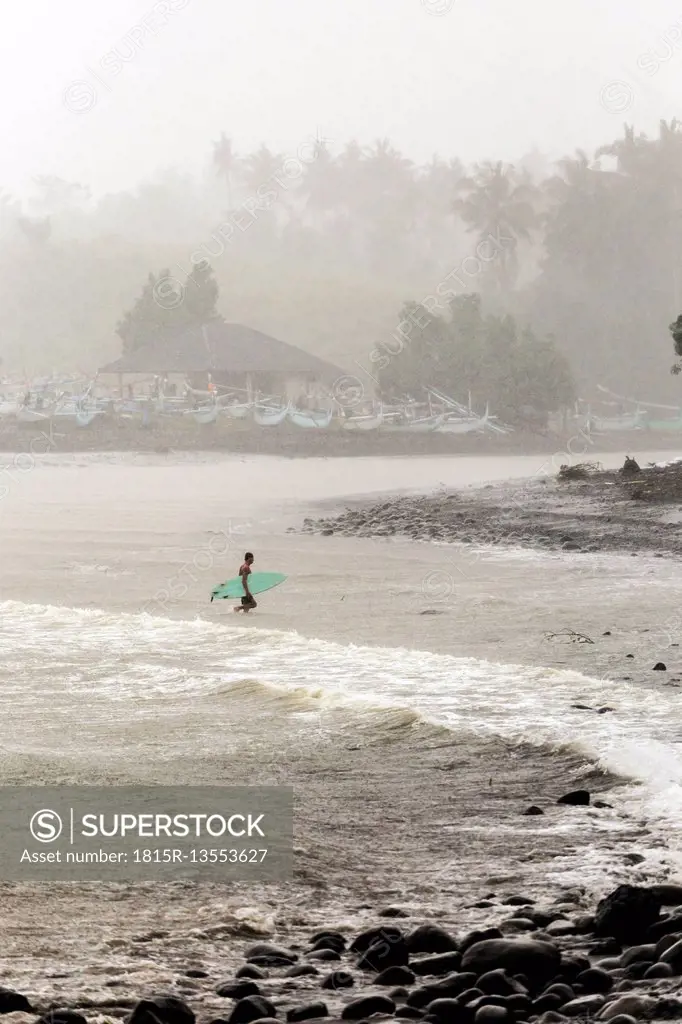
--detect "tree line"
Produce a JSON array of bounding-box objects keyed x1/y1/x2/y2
[{"x1": 0, "y1": 123, "x2": 681, "y2": 409}]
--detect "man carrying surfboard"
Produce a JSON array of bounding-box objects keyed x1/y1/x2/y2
[{"x1": 234, "y1": 552, "x2": 257, "y2": 613}]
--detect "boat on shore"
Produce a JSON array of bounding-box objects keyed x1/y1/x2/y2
[
  {"x1": 438, "y1": 405, "x2": 490, "y2": 434},
  {"x1": 288, "y1": 407, "x2": 334, "y2": 428},
  {"x1": 254, "y1": 403, "x2": 290, "y2": 426}
]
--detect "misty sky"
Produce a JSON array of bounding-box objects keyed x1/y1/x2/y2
[{"x1": 3, "y1": 0, "x2": 682, "y2": 197}]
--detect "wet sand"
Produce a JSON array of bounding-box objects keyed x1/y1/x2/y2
[{"x1": 0, "y1": 452, "x2": 680, "y2": 1016}]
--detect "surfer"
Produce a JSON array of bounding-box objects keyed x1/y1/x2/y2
[{"x1": 234, "y1": 552, "x2": 257, "y2": 613}]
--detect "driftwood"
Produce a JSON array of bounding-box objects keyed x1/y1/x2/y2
[
  {"x1": 544, "y1": 629, "x2": 595, "y2": 645},
  {"x1": 557, "y1": 461, "x2": 602, "y2": 481}
]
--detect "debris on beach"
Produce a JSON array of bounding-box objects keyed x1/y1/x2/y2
[
  {"x1": 557, "y1": 461, "x2": 602, "y2": 481},
  {"x1": 544, "y1": 629, "x2": 595, "y2": 644}
]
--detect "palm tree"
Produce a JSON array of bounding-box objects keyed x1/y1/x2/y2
[
  {"x1": 242, "y1": 144, "x2": 286, "y2": 197},
  {"x1": 212, "y1": 133, "x2": 240, "y2": 208},
  {"x1": 454, "y1": 161, "x2": 538, "y2": 294},
  {"x1": 299, "y1": 139, "x2": 339, "y2": 228}
]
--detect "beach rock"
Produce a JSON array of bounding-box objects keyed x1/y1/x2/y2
[
  {"x1": 465, "y1": 995, "x2": 509, "y2": 1012},
  {"x1": 648, "y1": 914, "x2": 682, "y2": 941},
  {"x1": 128, "y1": 996, "x2": 195, "y2": 1024},
  {"x1": 597, "y1": 1017, "x2": 636, "y2": 1024},
  {"x1": 227, "y1": 996, "x2": 277, "y2": 1024},
  {"x1": 535, "y1": 1014, "x2": 570, "y2": 1024},
  {"x1": 597, "y1": 995, "x2": 657, "y2": 1019},
  {"x1": 654, "y1": 663, "x2": 667, "y2": 671},
  {"x1": 655, "y1": 932, "x2": 682, "y2": 957},
  {"x1": 560, "y1": 995, "x2": 607, "y2": 1017},
  {"x1": 557, "y1": 790, "x2": 590, "y2": 806},
  {"x1": 620, "y1": 944, "x2": 656, "y2": 967},
  {"x1": 460, "y1": 928, "x2": 504, "y2": 954},
  {"x1": 511, "y1": 908, "x2": 557, "y2": 927},
  {"x1": 407, "y1": 973, "x2": 478, "y2": 1007},
  {"x1": 375, "y1": 965, "x2": 416, "y2": 986},
  {"x1": 248, "y1": 955, "x2": 297, "y2": 968},
  {"x1": 285, "y1": 966, "x2": 319, "y2": 978},
  {"x1": 340, "y1": 995, "x2": 395, "y2": 1019},
  {"x1": 460, "y1": 988, "x2": 486, "y2": 1004},
  {"x1": 38, "y1": 1014, "x2": 88, "y2": 1024},
  {"x1": 425, "y1": 998, "x2": 468, "y2": 1022},
  {"x1": 503, "y1": 895, "x2": 535, "y2": 906},
  {"x1": 306, "y1": 950, "x2": 341, "y2": 962},
  {"x1": 506, "y1": 996, "x2": 533, "y2": 1019},
  {"x1": 460, "y1": 938, "x2": 561, "y2": 987},
  {"x1": 379, "y1": 906, "x2": 410, "y2": 918},
  {"x1": 523, "y1": 806, "x2": 544, "y2": 815},
  {"x1": 576, "y1": 968, "x2": 614, "y2": 993},
  {"x1": 394, "y1": 1009, "x2": 424, "y2": 1020},
  {"x1": 349, "y1": 925, "x2": 402, "y2": 953},
  {"x1": 356, "y1": 934, "x2": 409, "y2": 971},
  {"x1": 216, "y1": 981, "x2": 261, "y2": 999},
  {"x1": 502, "y1": 917, "x2": 536, "y2": 932},
  {"x1": 247, "y1": 943, "x2": 296, "y2": 962},
  {"x1": 534, "y1": 993, "x2": 566, "y2": 1014},
  {"x1": 309, "y1": 936, "x2": 346, "y2": 954},
  {"x1": 184, "y1": 969, "x2": 209, "y2": 978},
  {"x1": 644, "y1": 962, "x2": 673, "y2": 978},
  {"x1": 236, "y1": 966, "x2": 267, "y2": 980},
  {"x1": 286, "y1": 1002, "x2": 328, "y2": 1022},
  {"x1": 593, "y1": 885, "x2": 661, "y2": 943},
  {"x1": 542, "y1": 984, "x2": 575, "y2": 1003},
  {"x1": 623, "y1": 960, "x2": 654, "y2": 980},
  {"x1": 596, "y1": 957, "x2": 623, "y2": 972},
  {"x1": 0, "y1": 987, "x2": 32, "y2": 1013},
  {"x1": 321, "y1": 971, "x2": 354, "y2": 990},
  {"x1": 310, "y1": 931, "x2": 346, "y2": 949},
  {"x1": 559, "y1": 953, "x2": 591, "y2": 978},
  {"x1": 477, "y1": 969, "x2": 528, "y2": 996},
  {"x1": 650, "y1": 884, "x2": 682, "y2": 905},
  {"x1": 411, "y1": 951, "x2": 462, "y2": 975},
  {"x1": 659, "y1": 937, "x2": 682, "y2": 973},
  {"x1": 474, "y1": 1007, "x2": 508, "y2": 1023},
  {"x1": 406, "y1": 923, "x2": 459, "y2": 953},
  {"x1": 545, "y1": 920, "x2": 578, "y2": 937}
]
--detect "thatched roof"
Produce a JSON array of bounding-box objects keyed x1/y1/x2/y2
[{"x1": 99, "y1": 321, "x2": 344, "y2": 381}]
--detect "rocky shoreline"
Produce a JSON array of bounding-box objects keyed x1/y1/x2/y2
[
  {"x1": 302, "y1": 461, "x2": 682, "y2": 559},
  {"x1": 1, "y1": 417, "x2": 682, "y2": 458},
  {"x1": 7, "y1": 882, "x2": 682, "y2": 1024}
]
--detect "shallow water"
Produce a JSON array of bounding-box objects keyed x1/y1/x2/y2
[{"x1": 1, "y1": 449, "x2": 682, "y2": 892}]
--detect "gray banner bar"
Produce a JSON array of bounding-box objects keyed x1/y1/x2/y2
[{"x1": 0, "y1": 787, "x2": 292, "y2": 881}]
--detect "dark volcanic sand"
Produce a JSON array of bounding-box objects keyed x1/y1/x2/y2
[{"x1": 303, "y1": 461, "x2": 682, "y2": 559}]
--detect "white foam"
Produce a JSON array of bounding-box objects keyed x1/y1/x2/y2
[{"x1": 2, "y1": 598, "x2": 682, "y2": 847}]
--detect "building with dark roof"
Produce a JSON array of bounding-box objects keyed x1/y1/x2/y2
[{"x1": 98, "y1": 320, "x2": 346, "y2": 403}]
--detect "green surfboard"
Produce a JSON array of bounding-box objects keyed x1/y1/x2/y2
[{"x1": 211, "y1": 572, "x2": 287, "y2": 601}]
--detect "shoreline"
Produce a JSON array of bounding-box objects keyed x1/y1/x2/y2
[
  {"x1": 1, "y1": 417, "x2": 682, "y2": 457},
  {"x1": 3, "y1": 456, "x2": 682, "y2": 1021},
  {"x1": 303, "y1": 460, "x2": 682, "y2": 559}
]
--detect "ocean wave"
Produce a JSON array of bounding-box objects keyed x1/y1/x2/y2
[{"x1": 1, "y1": 598, "x2": 682, "y2": 826}]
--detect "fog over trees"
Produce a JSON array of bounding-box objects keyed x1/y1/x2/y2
[{"x1": 1, "y1": 121, "x2": 681, "y2": 402}]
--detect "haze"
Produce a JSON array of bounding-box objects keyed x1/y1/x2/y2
[
  {"x1": 3, "y1": 0, "x2": 682, "y2": 404},
  {"x1": 3, "y1": 0, "x2": 682, "y2": 196}
]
